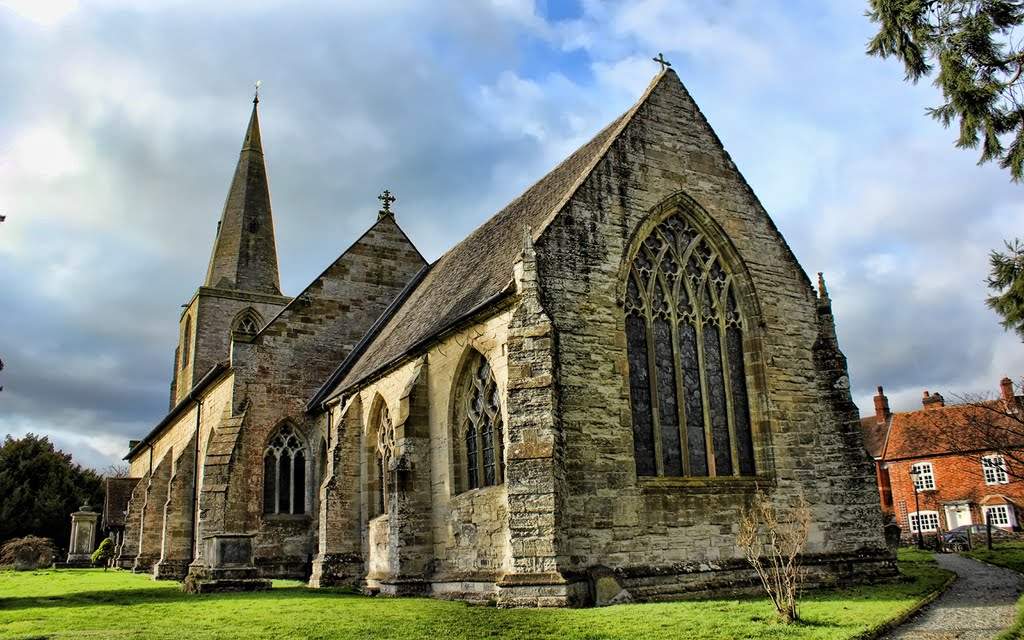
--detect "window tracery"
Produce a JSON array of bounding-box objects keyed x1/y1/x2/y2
[
  {"x1": 624, "y1": 213, "x2": 756, "y2": 477},
  {"x1": 263, "y1": 423, "x2": 307, "y2": 515},
  {"x1": 375, "y1": 404, "x2": 396, "y2": 516},
  {"x1": 455, "y1": 353, "x2": 504, "y2": 492}
]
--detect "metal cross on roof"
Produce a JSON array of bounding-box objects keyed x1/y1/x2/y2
[
  {"x1": 378, "y1": 189, "x2": 396, "y2": 214},
  {"x1": 253, "y1": 80, "x2": 262, "y2": 104},
  {"x1": 652, "y1": 53, "x2": 671, "y2": 71}
]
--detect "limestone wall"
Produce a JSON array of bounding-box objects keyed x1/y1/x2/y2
[
  {"x1": 338, "y1": 309, "x2": 514, "y2": 589},
  {"x1": 531, "y1": 72, "x2": 888, "y2": 586}
]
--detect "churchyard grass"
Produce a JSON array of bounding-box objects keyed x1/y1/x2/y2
[
  {"x1": 963, "y1": 542, "x2": 1024, "y2": 639},
  {"x1": 0, "y1": 552, "x2": 948, "y2": 640}
]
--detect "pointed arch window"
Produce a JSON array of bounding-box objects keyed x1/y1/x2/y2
[
  {"x1": 232, "y1": 308, "x2": 263, "y2": 337},
  {"x1": 263, "y1": 423, "x2": 307, "y2": 515},
  {"x1": 374, "y1": 404, "x2": 396, "y2": 516},
  {"x1": 624, "y1": 213, "x2": 756, "y2": 478},
  {"x1": 454, "y1": 352, "x2": 504, "y2": 493},
  {"x1": 180, "y1": 317, "x2": 192, "y2": 370}
]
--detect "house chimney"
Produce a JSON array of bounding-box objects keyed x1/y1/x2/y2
[
  {"x1": 922, "y1": 390, "x2": 945, "y2": 410},
  {"x1": 874, "y1": 385, "x2": 891, "y2": 424},
  {"x1": 1000, "y1": 377, "x2": 1015, "y2": 402}
]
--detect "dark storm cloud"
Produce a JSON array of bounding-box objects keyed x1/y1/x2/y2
[{"x1": 1, "y1": 0, "x2": 1022, "y2": 469}]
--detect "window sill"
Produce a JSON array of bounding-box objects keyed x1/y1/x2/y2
[
  {"x1": 450, "y1": 484, "x2": 506, "y2": 503},
  {"x1": 262, "y1": 513, "x2": 311, "y2": 523},
  {"x1": 638, "y1": 474, "x2": 771, "y2": 492}
]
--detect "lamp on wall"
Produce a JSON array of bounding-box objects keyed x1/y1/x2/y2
[{"x1": 908, "y1": 468, "x2": 924, "y2": 550}]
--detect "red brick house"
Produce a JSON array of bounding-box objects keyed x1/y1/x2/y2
[{"x1": 861, "y1": 378, "x2": 1023, "y2": 539}]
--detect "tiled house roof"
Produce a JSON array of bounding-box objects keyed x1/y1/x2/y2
[
  {"x1": 859, "y1": 416, "x2": 889, "y2": 459},
  {"x1": 881, "y1": 400, "x2": 1024, "y2": 461}
]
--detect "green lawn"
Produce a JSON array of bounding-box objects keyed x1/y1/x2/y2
[
  {"x1": 964, "y1": 542, "x2": 1024, "y2": 639},
  {"x1": 0, "y1": 554, "x2": 949, "y2": 640}
]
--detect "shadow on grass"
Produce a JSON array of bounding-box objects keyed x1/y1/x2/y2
[{"x1": 0, "y1": 584, "x2": 358, "y2": 611}]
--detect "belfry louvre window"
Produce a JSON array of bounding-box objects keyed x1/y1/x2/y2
[
  {"x1": 263, "y1": 424, "x2": 307, "y2": 515},
  {"x1": 456, "y1": 353, "x2": 504, "y2": 492},
  {"x1": 624, "y1": 213, "x2": 756, "y2": 478}
]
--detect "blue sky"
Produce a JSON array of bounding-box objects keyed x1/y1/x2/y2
[{"x1": 1, "y1": 0, "x2": 1022, "y2": 469}]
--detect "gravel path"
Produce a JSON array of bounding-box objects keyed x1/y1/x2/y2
[{"x1": 882, "y1": 553, "x2": 1023, "y2": 640}]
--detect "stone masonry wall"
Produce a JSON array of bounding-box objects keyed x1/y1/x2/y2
[
  {"x1": 212, "y1": 214, "x2": 425, "y2": 579},
  {"x1": 133, "y1": 451, "x2": 172, "y2": 572},
  {"x1": 316, "y1": 309, "x2": 514, "y2": 598},
  {"x1": 531, "y1": 71, "x2": 890, "y2": 595}
]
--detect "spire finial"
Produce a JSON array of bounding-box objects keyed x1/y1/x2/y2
[
  {"x1": 253, "y1": 80, "x2": 262, "y2": 105},
  {"x1": 817, "y1": 272, "x2": 829, "y2": 299},
  {"x1": 652, "y1": 53, "x2": 672, "y2": 71},
  {"x1": 378, "y1": 189, "x2": 396, "y2": 219}
]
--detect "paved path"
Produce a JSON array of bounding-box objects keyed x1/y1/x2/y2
[{"x1": 882, "y1": 554, "x2": 1023, "y2": 639}]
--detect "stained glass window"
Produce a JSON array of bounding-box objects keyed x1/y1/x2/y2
[
  {"x1": 375, "y1": 404, "x2": 395, "y2": 515},
  {"x1": 263, "y1": 423, "x2": 307, "y2": 514},
  {"x1": 624, "y1": 213, "x2": 756, "y2": 477},
  {"x1": 457, "y1": 353, "x2": 504, "y2": 492}
]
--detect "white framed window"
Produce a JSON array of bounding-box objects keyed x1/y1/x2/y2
[
  {"x1": 983, "y1": 505, "x2": 1013, "y2": 528},
  {"x1": 983, "y1": 455, "x2": 1009, "y2": 485},
  {"x1": 911, "y1": 462, "x2": 936, "y2": 490},
  {"x1": 909, "y1": 510, "x2": 940, "y2": 533}
]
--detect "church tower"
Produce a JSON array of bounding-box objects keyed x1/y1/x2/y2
[{"x1": 170, "y1": 94, "x2": 291, "y2": 406}]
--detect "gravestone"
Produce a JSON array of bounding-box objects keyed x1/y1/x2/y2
[{"x1": 65, "y1": 505, "x2": 99, "y2": 567}]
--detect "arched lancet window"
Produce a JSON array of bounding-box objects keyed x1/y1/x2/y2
[
  {"x1": 374, "y1": 403, "x2": 396, "y2": 516},
  {"x1": 263, "y1": 423, "x2": 308, "y2": 515},
  {"x1": 624, "y1": 212, "x2": 756, "y2": 478},
  {"x1": 454, "y1": 352, "x2": 504, "y2": 493},
  {"x1": 232, "y1": 308, "x2": 263, "y2": 337},
  {"x1": 180, "y1": 316, "x2": 192, "y2": 369}
]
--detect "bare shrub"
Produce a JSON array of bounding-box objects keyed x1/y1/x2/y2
[
  {"x1": 0, "y1": 536, "x2": 56, "y2": 571},
  {"x1": 737, "y1": 489, "x2": 811, "y2": 624}
]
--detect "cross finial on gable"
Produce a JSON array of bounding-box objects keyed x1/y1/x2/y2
[
  {"x1": 378, "y1": 189, "x2": 396, "y2": 218},
  {"x1": 652, "y1": 53, "x2": 671, "y2": 71}
]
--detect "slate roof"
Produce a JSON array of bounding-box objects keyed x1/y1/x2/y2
[
  {"x1": 323, "y1": 71, "x2": 670, "y2": 398},
  {"x1": 858, "y1": 416, "x2": 890, "y2": 459},
  {"x1": 103, "y1": 477, "x2": 140, "y2": 529}
]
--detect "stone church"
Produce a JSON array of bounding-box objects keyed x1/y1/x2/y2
[{"x1": 110, "y1": 68, "x2": 894, "y2": 605}]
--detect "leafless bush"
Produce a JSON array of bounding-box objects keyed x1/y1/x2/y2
[
  {"x1": 737, "y1": 489, "x2": 811, "y2": 624},
  {"x1": 0, "y1": 536, "x2": 55, "y2": 571}
]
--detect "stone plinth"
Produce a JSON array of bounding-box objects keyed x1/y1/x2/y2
[
  {"x1": 64, "y1": 506, "x2": 99, "y2": 567},
  {"x1": 184, "y1": 534, "x2": 271, "y2": 593}
]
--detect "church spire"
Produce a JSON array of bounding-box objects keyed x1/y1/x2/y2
[{"x1": 203, "y1": 91, "x2": 282, "y2": 295}]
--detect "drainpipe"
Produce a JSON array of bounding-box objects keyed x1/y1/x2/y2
[{"x1": 191, "y1": 399, "x2": 202, "y2": 560}]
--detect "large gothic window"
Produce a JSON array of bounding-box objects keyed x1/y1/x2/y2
[
  {"x1": 454, "y1": 352, "x2": 504, "y2": 493},
  {"x1": 374, "y1": 403, "x2": 396, "y2": 516},
  {"x1": 624, "y1": 213, "x2": 756, "y2": 478},
  {"x1": 263, "y1": 423, "x2": 307, "y2": 515}
]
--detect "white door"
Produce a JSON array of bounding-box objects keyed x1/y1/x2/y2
[{"x1": 945, "y1": 504, "x2": 973, "y2": 529}]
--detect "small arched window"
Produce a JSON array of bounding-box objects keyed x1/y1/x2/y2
[
  {"x1": 454, "y1": 352, "x2": 504, "y2": 493},
  {"x1": 232, "y1": 308, "x2": 263, "y2": 337},
  {"x1": 180, "y1": 317, "x2": 192, "y2": 370},
  {"x1": 374, "y1": 403, "x2": 396, "y2": 516},
  {"x1": 263, "y1": 423, "x2": 307, "y2": 515},
  {"x1": 624, "y1": 212, "x2": 756, "y2": 478}
]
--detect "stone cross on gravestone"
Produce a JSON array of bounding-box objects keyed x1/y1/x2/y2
[
  {"x1": 378, "y1": 189, "x2": 396, "y2": 218},
  {"x1": 652, "y1": 53, "x2": 672, "y2": 71}
]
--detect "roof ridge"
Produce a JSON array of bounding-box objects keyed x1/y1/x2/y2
[
  {"x1": 256, "y1": 213, "x2": 425, "y2": 338},
  {"x1": 530, "y1": 69, "x2": 669, "y2": 243}
]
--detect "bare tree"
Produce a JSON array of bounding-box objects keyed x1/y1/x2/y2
[
  {"x1": 103, "y1": 463, "x2": 130, "y2": 479},
  {"x1": 737, "y1": 489, "x2": 812, "y2": 624}
]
